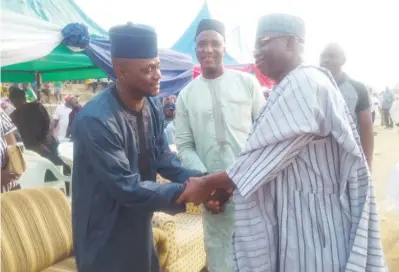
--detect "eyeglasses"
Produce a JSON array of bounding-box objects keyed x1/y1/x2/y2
[{"x1": 255, "y1": 34, "x2": 303, "y2": 49}]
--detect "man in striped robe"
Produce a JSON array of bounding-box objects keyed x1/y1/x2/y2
[{"x1": 177, "y1": 13, "x2": 387, "y2": 272}]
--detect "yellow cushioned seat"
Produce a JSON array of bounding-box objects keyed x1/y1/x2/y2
[
  {"x1": 42, "y1": 257, "x2": 76, "y2": 272},
  {"x1": 154, "y1": 175, "x2": 206, "y2": 271},
  {"x1": 170, "y1": 214, "x2": 205, "y2": 272},
  {"x1": 1, "y1": 188, "x2": 169, "y2": 272},
  {"x1": 1, "y1": 188, "x2": 73, "y2": 272},
  {"x1": 152, "y1": 228, "x2": 169, "y2": 268}
]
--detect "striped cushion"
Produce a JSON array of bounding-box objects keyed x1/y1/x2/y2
[{"x1": 1, "y1": 188, "x2": 73, "y2": 272}]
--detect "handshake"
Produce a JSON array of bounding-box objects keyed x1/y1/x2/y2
[{"x1": 176, "y1": 173, "x2": 234, "y2": 214}]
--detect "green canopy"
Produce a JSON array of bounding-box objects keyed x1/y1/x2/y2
[
  {"x1": 0, "y1": 0, "x2": 108, "y2": 83},
  {"x1": 1, "y1": 44, "x2": 106, "y2": 83}
]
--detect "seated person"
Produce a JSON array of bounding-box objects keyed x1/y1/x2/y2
[{"x1": 11, "y1": 102, "x2": 71, "y2": 181}]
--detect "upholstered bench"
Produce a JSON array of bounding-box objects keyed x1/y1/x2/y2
[
  {"x1": 153, "y1": 176, "x2": 206, "y2": 271},
  {"x1": 1, "y1": 188, "x2": 169, "y2": 271}
]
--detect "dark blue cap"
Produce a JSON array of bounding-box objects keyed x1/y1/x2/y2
[
  {"x1": 196, "y1": 19, "x2": 225, "y2": 39},
  {"x1": 109, "y1": 22, "x2": 158, "y2": 59}
]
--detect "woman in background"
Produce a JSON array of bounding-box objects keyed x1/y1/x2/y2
[{"x1": 11, "y1": 102, "x2": 71, "y2": 180}]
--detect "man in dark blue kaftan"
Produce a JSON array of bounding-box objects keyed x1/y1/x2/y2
[{"x1": 71, "y1": 23, "x2": 202, "y2": 272}]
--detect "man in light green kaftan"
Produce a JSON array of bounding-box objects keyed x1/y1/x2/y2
[{"x1": 174, "y1": 19, "x2": 265, "y2": 272}]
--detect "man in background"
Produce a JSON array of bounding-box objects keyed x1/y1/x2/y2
[
  {"x1": 163, "y1": 103, "x2": 176, "y2": 145},
  {"x1": 370, "y1": 92, "x2": 380, "y2": 125},
  {"x1": 41, "y1": 81, "x2": 52, "y2": 103},
  {"x1": 320, "y1": 43, "x2": 374, "y2": 169},
  {"x1": 65, "y1": 94, "x2": 81, "y2": 138},
  {"x1": 54, "y1": 81, "x2": 63, "y2": 102},
  {"x1": 53, "y1": 96, "x2": 72, "y2": 138},
  {"x1": 175, "y1": 19, "x2": 265, "y2": 272},
  {"x1": 381, "y1": 86, "x2": 394, "y2": 128},
  {"x1": 163, "y1": 102, "x2": 175, "y2": 129}
]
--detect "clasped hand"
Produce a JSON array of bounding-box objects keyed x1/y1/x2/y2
[{"x1": 176, "y1": 176, "x2": 233, "y2": 214}]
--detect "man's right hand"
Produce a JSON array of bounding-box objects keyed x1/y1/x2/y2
[{"x1": 204, "y1": 189, "x2": 232, "y2": 214}]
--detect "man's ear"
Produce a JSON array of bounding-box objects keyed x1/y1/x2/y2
[
  {"x1": 285, "y1": 36, "x2": 296, "y2": 51},
  {"x1": 112, "y1": 61, "x2": 124, "y2": 80},
  {"x1": 341, "y1": 55, "x2": 347, "y2": 66}
]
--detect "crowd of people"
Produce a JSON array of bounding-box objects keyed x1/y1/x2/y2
[
  {"x1": 0, "y1": 84, "x2": 82, "y2": 193},
  {"x1": 1, "y1": 12, "x2": 398, "y2": 272}
]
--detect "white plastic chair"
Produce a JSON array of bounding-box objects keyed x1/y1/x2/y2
[
  {"x1": 57, "y1": 142, "x2": 74, "y2": 168},
  {"x1": 19, "y1": 152, "x2": 71, "y2": 194}
]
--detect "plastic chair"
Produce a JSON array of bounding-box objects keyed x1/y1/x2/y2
[
  {"x1": 19, "y1": 153, "x2": 70, "y2": 194},
  {"x1": 57, "y1": 142, "x2": 74, "y2": 168}
]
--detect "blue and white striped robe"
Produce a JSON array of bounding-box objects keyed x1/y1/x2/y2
[{"x1": 227, "y1": 65, "x2": 387, "y2": 272}]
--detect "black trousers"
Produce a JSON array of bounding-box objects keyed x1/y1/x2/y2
[{"x1": 383, "y1": 108, "x2": 393, "y2": 127}]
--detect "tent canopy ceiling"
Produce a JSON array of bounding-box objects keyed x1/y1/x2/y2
[
  {"x1": 1, "y1": 43, "x2": 106, "y2": 82},
  {"x1": 1, "y1": 0, "x2": 107, "y2": 36},
  {"x1": 0, "y1": 8, "x2": 193, "y2": 91},
  {"x1": 0, "y1": 3, "x2": 108, "y2": 83},
  {"x1": 3, "y1": 45, "x2": 93, "y2": 72}
]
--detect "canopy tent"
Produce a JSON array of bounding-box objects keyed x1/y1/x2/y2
[
  {"x1": 0, "y1": 10, "x2": 107, "y2": 82},
  {"x1": 226, "y1": 25, "x2": 255, "y2": 64},
  {"x1": 0, "y1": 10, "x2": 194, "y2": 97},
  {"x1": 171, "y1": 1, "x2": 239, "y2": 65},
  {"x1": 1, "y1": 0, "x2": 107, "y2": 36}
]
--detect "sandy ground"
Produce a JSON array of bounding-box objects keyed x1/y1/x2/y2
[
  {"x1": 45, "y1": 86, "x2": 399, "y2": 269},
  {"x1": 371, "y1": 122, "x2": 399, "y2": 270}
]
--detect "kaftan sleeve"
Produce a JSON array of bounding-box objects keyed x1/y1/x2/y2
[
  {"x1": 75, "y1": 116, "x2": 185, "y2": 212},
  {"x1": 226, "y1": 81, "x2": 320, "y2": 199},
  {"x1": 157, "y1": 130, "x2": 204, "y2": 184},
  {"x1": 174, "y1": 94, "x2": 208, "y2": 173}
]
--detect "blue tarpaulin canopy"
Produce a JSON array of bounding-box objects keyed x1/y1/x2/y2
[{"x1": 172, "y1": 1, "x2": 239, "y2": 65}]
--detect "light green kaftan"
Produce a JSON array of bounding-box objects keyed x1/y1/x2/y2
[{"x1": 175, "y1": 69, "x2": 265, "y2": 272}]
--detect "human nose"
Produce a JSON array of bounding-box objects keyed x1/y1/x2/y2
[
  {"x1": 202, "y1": 44, "x2": 214, "y2": 53},
  {"x1": 154, "y1": 68, "x2": 161, "y2": 81}
]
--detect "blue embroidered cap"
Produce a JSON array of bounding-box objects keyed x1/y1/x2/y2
[{"x1": 110, "y1": 22, "x2": 158, "y2": 59}]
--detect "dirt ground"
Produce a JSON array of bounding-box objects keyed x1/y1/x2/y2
[
  {"x1": 43, "y1": 83, "x2": 101, "y2": 115},
  {"x1": 46, "y1": 86, "x2": 399, "y2": 269},
  {"x1": 371, "y1": 121, "x2": 399, "y2": 270}
]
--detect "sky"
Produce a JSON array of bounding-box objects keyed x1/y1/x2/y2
[{"x1": 76, "y1": 0, "x2": 399, "y2": 89}]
